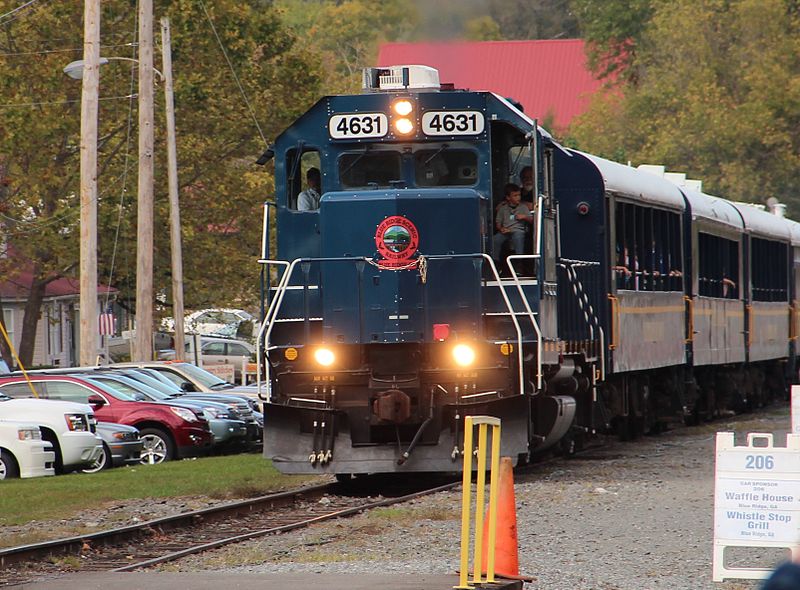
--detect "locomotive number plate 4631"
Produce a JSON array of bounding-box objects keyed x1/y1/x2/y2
[
  {"x1": 422, "y1": 111, "x2": 485, "y2": 136},
  {"x1": 329, "y1": 113, "x2": 388, "y2": 139}
]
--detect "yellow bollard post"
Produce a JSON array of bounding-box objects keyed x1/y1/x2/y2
[
  {"x1": 455, "y1": 417, "x2": 475, "y2": 590},
  {"x1": 454, "y1": 415, "x2": 502, "y2": 590}
]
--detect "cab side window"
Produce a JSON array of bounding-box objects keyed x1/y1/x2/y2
[{"x1": 287, "y1": 149, "x2": 321, "y2": 211}]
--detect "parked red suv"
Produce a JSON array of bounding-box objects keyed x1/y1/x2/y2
[{"x1": 0, "y1": 376, "x2": 213, "y2": 464}]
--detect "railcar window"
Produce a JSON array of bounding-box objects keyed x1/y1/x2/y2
[
  {"x1": 414, "y1": 149, "x2": 477, "y2": 186},
  {"x1": 698, "y1": 233, "x2": 739, "y2": 298},
  {"x1": 613, "y1": 202, "x2": 682, "y2": 292},
  {"x1": 751, "y1": 238, "x2": 788, "y2": 302},
  {"x1": 339, "y1": 151, "x2": 402, "y2": 189}
]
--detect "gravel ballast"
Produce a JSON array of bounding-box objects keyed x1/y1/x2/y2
[{"x1": 159, "y1": 409, "x2": 791, "y2": 590}]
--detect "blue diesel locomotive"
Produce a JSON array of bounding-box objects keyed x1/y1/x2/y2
[{"x1": 256, "y1": 65, "x2": 797, "y2": 475}]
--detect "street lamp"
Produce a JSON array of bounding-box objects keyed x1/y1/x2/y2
[
  {"x1": 63, "y1": 15, "x2": 183, "y2": 363},
  {"x1": 63, "y1": 57, "x2": 164, "y2": 81}
]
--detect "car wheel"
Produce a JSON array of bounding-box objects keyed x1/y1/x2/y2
[
  {"x1": 81, "y1": 442, "x2": 111, "y2": 474},
  {"x1": 0, "y1": 450, "x2": 19, "y2": 479},
  {"x1": 138, "y1": 428, "x2": 175, "y2": 464}
]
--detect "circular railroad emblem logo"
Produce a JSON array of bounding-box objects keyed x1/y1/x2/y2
[{"x1": 375, "y1": 215, "x2": 419, "y2": 268}]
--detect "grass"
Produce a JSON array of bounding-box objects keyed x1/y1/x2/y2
[{"x1": 0, "y1": 454, "x2": 322, "y2": 530}]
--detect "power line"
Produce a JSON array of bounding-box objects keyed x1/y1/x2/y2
[
  {"x1": 0, "y1": 0, "x2": 39, "y2": 24},
  {"x1": 199, "y1": 0, "x2": 267, "y2": 147},
  {"x1": 0, "y1": 94, "x2": 138, "y2": 108},
  {"x1": 0, "y1": 42, "x2": 137, "y2": 57}
]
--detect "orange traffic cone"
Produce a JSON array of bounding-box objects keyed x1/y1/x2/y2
[{"x1": 481, "y1": 456, "x2": 533, "y2": 581}]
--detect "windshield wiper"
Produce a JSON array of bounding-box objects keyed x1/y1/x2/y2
[
  {"x1": 340, "y1": 146, "x2": 371, "y2": 178},
  {"x1": 423, "y1": 143, "x2": 448, "y2": 166}
]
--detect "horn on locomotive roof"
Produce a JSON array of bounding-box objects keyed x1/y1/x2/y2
[{"x1": 362, "y1": 65, "x2": 441, "y2": 93}]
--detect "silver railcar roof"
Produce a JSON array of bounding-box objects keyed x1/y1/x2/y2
[
  {"x1": 572, "y1": 150, "x2": 686, "y2": 210},
  {"x1": 731, "y1": 202, "x2": 791, "y2": 241},
  {"x1": 681, "y1": 188, "x2": 743, "y2": 232}
]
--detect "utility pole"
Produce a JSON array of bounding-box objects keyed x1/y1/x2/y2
[
  {"x1": 79, "y1": 0, "x2": 99, "y2": 366},
  {"x1": 161, "y1": 17, "x2": 185, "y2": 361},
  {"x1": 134, "y1": 0, "x2": 155, "y2": 361}
]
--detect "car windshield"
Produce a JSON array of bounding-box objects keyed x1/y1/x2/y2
[
  {"x1": 83, "y1": 378, "x2": 142, "y2": 402},
  {"x1": 173, "y1": 363, "x2": 231, "y2": 390},
  {"x1": 125, "y1": 370, "x2": 182, "y2": 394}
]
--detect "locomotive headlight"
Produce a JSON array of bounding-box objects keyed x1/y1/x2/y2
[
  {"x1": 392, "y1": 99, "x2": 414, "y2": 116},
  {"x1": 394, "y1": 117, "x2": 415, "y2": 135},
  {"x1": 452, "y1": 344, "x2": 476, "y2": 367},
  {"x1": 314, "y1": 347, "x2": 335, "y2": 367}
]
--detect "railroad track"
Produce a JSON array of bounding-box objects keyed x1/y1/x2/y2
[{"x1": 0, "y1": 475, "x2": 459, "y2": 587}]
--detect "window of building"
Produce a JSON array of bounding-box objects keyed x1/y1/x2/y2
[
  {"x1": 2, "y1": 308, "x2": 13, "y2": 350},
  {"x1": 339, "y1": 150, "x2": 402, "y2": 189}
]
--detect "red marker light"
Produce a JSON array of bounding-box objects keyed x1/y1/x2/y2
[{"x1": 433, "y1": 323, "x2": 450, "y2": 341}]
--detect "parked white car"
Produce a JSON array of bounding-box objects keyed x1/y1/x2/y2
[
  {"x1": 159, "y1": 336, "x2": 255, "y2": 382},
  {"x1": 161, "y1": 308, "x2": 257, "y2": 339},
  {"x1": 0, "y1": 420, "x2": 55, "y2": 479},
  {"x1": 0, "y1": 394, "x2": 103, "y2": 473}
]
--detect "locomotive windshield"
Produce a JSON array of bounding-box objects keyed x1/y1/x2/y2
[
  {"x1": 339, "y1": 150, "x2": 402, "y2": 189},
  {"x1": 337, "y1": 144, "x2": 478, "y2": 190}
]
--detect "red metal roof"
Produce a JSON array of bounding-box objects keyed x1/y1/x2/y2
[
  {"x1": 0, "y1": 265, "x2": 116, "y2": 300},
  {"x1": 377, "y1": 40, "x2": 601, "y2": 131}
]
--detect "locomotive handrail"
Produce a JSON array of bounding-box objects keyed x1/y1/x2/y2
[
  {"x1": 418, "y1": 253, "x2": 528, "y2": 396},
  {"x1": 506, "y1": 254, "x2": 543, "y2": 390},
  {"x1": 257, "y1": 253, "x2": 535, "y2": 400},
  {"x1": 557, "y1": 260, "x2": 606, "y2": 381},
  {"x1": 257, "y1": 256, "x2": 375, "y2": 401}
]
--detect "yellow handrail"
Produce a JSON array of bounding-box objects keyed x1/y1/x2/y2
[
  {"x1": 684, "y1": 296, "x2": 694, "y2": 343},
  {"x1": 0, "y1": 319, "x2": 39, "y2": 398},
  {"x1": 607, "y1": 294, "x2": 619, "y2": 350}
]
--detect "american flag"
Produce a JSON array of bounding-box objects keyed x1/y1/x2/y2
[{"x1": 99, "y1": 308, "x2": 116, "y2": 336}]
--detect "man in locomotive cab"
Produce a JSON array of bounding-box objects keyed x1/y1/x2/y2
[
  {"x1": 297, "y1": 167, "x2": 321, "y2": 211},
  {"x1": 520, "y1": 165, "x2": 535, "y2": 204},
  {"x1": 493, "y1": 182, "x2": 533, "y2": 267}
]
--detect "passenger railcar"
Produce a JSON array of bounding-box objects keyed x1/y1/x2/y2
[{"x1": 255, "y1": 65, "x2": 796, "y2": 475}]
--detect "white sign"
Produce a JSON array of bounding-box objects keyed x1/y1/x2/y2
[
  {"x1": 329, "y1": 113, "x2": 388, "y2": 139},
  {"x1": 203, "y1": 363, "x2": 235, "y2": 383},
  {"x1": 713, "y1": 432, "x2": 800, "y2": 581},
  {"x1": 792, "y1": 385, "x2": 800, "y2": 434},
  {"x1": 421, "y1": 111, "x2": 485, "y2": 136}
]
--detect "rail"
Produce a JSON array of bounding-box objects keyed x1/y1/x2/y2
[{"x1": 256, "y1": 253, "x2": 543, "y2": 400}]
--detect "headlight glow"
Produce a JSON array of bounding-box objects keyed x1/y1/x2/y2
[
  {"x1": 453, "y1": 344, "x2": 476, "y2": 367},
  {"x1": 394, "y1": 117, "x2": 414, "y2": 135},
  {"x1": 392, "y1": 99, "x2": 413, "y2": 116},
  {"x1": 314, "y1": 348, "x2": 335, "y2": 367}
]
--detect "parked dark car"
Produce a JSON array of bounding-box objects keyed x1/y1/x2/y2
[
  {"x1": 82, "y1": 373, "x2": 249, "y2": 450},
  {"x1": 0, "y1": 376, "x2": 214, "y2": 464},
  {"x1": 81, "y1": 422, "x2": 142, "y2": 473}
]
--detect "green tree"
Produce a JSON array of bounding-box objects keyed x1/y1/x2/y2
[
  {"x1": 464, "y1": 16, "x2": 502, "y2": 41},
  {"x1": 489, "y1": 0, "x2": 580, "y2": 40},
  {"x1": 276, "y1": 0, "x2": 417, "y2": 93},
  {"x1": 570, "y1": 0, "x2": 800, "y2": 208},
  {"x1": 570, "y1": 0, "x2": 654, "y2": 81},
  {"x1": 0, "y1": 0, "x2": 321, "y2": 365}
]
